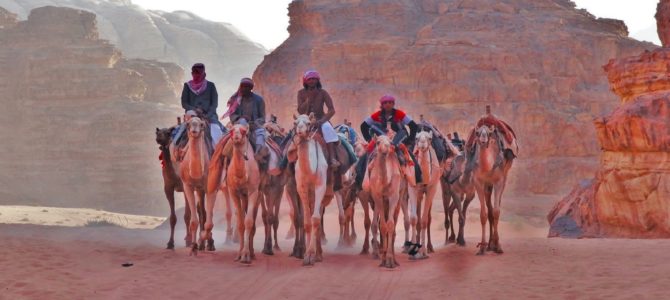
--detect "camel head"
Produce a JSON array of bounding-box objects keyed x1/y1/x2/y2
[
  {"x1": 264, "y1": 121, "x2": 283, "y2": 136},
  {"x1": 155, "y1": 127, "x2": 174, "y2": 147},
  {"x1": 293, "y1": 113, "x2": 312, "y2": 139},
  {"x1": 415, "y1": 130, "x2": 433, "y2": 152},
  {"x1": 186, "y1": 117, "x2": 207, "y2": 139},
  {"x1": 475, "y1": 125, "x2": 496, "y2": 149},
  {"x1": 375, "y1": 135, "x2": 393, "y2": 155},
  {"x1": 231, "y1": 123, "x2": 249, "y2": 145},
  {"x1": 354, "y1": 140, "x2": 368, "y2": 157}
]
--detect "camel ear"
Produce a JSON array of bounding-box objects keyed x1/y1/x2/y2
[
  {"x1": 308, "y1": 112, "x2": 316, "y2": 122},
  {"x1": 156, "y1": 127, "x2": 160, "y2": 133}
]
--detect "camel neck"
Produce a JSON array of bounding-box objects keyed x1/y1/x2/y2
[
  {"x1": 417, "y1": 148, "x2": 433, "y2": 184},
  {"x1": 297, "y1": 139, "x2": 314, "y2": 178},
  {"x1": 231, "y1": 142, "x2": 247, "y2": 179},
  {"x1": 478, "y1": 143, "x2": 497, "y2": 173},
  {"x1": 188, "y1": 135, "x2": 205, "y2": 179}
]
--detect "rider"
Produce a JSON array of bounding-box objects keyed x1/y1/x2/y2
[
  {"x1": 335, "y1": 119, "x2": 358, "y2": 145},
  {"x1": 297, "y1": 70, "x2": 341, "y2": 168},
  {"x1": 180, "y1": 63, "x2": 224, "y2": 145},
  {"x1": 356, "y1": 94, "x2": 421, "y2": 187},
  {"x1": 222, "y1": 77, "x2": 268, "y2": 160}
]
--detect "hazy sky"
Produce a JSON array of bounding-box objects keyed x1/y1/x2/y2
[{"x1": 131, "y1": 0, "x2": 660, "y2": 49}]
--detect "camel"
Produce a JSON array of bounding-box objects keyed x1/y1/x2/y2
[
  {"x1": 441, "y1": 152, "x2": 475, "y2": 246},
  {"x1": 469, "y1": 122, "x2": 515, "y2": 255},
  {"x1": 405, "y1": 131, "x2": 442, "y2": 260},
  {"x1": 346, "y1": 140, "x2": 380, "y2": 257},
  {"x1": 155, "y1": 127, "x2": 191, "y2": 249},
  {"x1": 169, "y1": 116, "x2": 212, "y2": 255},
  {"x1": 363, "y1": 135, "x2": 404, "y2": 268},
  {"x1": 218, "y1": 124, "x2": 261, "y2": 263},
  {"x1": 259, "y1": 122, "x2": 289, "y2": 255},
  {"x1": 291, "y1": 113, "x2": 334, "y2": 266}
]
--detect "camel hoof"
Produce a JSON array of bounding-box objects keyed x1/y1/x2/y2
[
  {"x1": 315, "y1": 254, "x2": 323, "y2": 262},
  {"x1": 273, "y1": 245, "x2": 281, "y2": 252},
  {"x1": 427, "y1": 244, "x2": 435, "y2": 253},
  {"x1": 198, "y1": 243, "x2": 206, "y2": 251},
  {"x1": 457, "y1": 238, "x2": 466, "y2": 246},
  {"x1": 372, "y1": 253, "x2": 380, "y2": 260},
  {"x1": 302, "y1": 254, "x2": 316, "y2": 266},
  {"x1": 401, "y1": 241, "x2": 412, "y2": 253},
  {"x1": 166, "y1": 241, "x2": 175, "y2": 250},
  {"x1": 494, "y1": 246, "x2": 504, "y2": 254},
  {"x1": 360, "y1": 248, "x2": 369, "y2": 255},
  {"x1": 411, "y1": 253, "x2": 429, "y2": 260},
  {"x1": 190, "y1": 243, "x2": 198, "y2": 256},
  {"x1": 263, "y1": 248, "x2": 274, "y2": 256},
  {"x1": 206, "y1": 240, "x2": 216, "y2": 252},
  {"x1": 185, "y1": 240, "x2": 193, "y2": 247}
]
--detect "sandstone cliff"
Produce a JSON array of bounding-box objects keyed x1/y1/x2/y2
[
  {"x1": 0, "y1": 6, "x2": 183, "y2": 215},
  {"x1": 548, "y1": 47, "x2": 670, "y2": 238},
  {"x1": 253, "y1": 0, "x2": 656, "y2": 195}
]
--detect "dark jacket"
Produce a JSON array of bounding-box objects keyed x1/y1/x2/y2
[
  {"x1": 181, "y1": 81, "x2": 219, "y2": 123},
  {"x1": 230, "y1": 92, "x2": 266, "y2": 126}
]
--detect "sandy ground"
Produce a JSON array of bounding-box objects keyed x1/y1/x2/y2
[
  {"x1": 0, "y1": 205, "x2": 165, "y2": 229},
  {"x1": 1, "y1": 196, "x2": 669, "y2": 300}
]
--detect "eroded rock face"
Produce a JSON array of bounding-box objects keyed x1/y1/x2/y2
[
  {"x1": 253, "y1": 0, "x2": 655, "y2": 196},
  {"x1": 548, "y1": 47, "x2": 670, "y2": 238},
  {"x1": 0, "y1": 6, "x2": 183, "y2": 215},
  {"x1": 657, "y1": 0, "x2": 670, "y2": 47},
  {"x1": 0, "y1": 0, "x2": 268, "y2": 92}
]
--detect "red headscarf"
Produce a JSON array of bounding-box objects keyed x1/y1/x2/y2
[
  {"x1": 187, "y1": 63, "x2": 208, "y2": 95},
  {"x1": 302, "y1": 70, "x2": 320, "y2": 84}
]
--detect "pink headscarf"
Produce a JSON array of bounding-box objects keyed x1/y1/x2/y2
[
  {"x1": 302, "y1": 70, "x2": 320, "y2": 84},
  {"x1": 187, "y1": 63, "x2": 208, "y2": 95},
  {"x1": 379, "y1": 94, "x2": 396, "y2": 105}
]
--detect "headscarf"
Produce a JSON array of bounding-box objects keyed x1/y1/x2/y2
[
  {"x1": 222, "y1": 78, "x2": 255, "y2": 119},
  {"x1": 187, "y1": 63, "x2": 208, "y2": 95}
]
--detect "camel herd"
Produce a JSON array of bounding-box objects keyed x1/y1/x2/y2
[{"x1": 155, "y1": 107, "x2": 517, "y2": 268}]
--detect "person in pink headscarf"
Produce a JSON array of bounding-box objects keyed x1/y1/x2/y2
[
  {"x1": 297, "y1": 70, "x2": 341, "y2": 168},
  {"x1": 180, "y1": 63, "x2": 224, "y2": 144}
]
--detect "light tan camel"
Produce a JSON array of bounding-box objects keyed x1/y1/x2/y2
[
  {"x1": 155, "y1": 127, "x2": 190, "y2": 249},
  {"x1": 226, "y1": 124, "x2": 261, "y2": 263},
  {"x1": 292, "y1": 113, "x2": 332, "y2": 266},
  {"x1": 441, "y1": 152, "x2": 475, "y2": 246},
  {"x1": 347, "y1": 140, "x2": 380, "y2": 257},
  {"x1": 406, "y1": 131, "x2": 442, "y2": 259},
  {"x1": 169, "y1": 116, "x2": 211, "y2": 255},
  {"x1": 469, "y1": 124, "x2": 514, "y2": 255},
  {"x1": 363, "y1": 135, "x2": 403, "y2": 268}
]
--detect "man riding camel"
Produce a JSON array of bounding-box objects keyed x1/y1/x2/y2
[
  {"x1": 180, "y1": 63, "x2": 224, "y2": 145},
  {"x1": 222, "y1": 77, "x2": 268, "y2": 162},
  {"x1": 297, "y1": 70, "x2": 341, "y2": 168},
  {"x1": 355, "y1": 94, "x2": 422, "y2": 187}
]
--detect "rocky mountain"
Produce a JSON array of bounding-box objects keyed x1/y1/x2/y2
[
  {"x1": 253, "y1": 0, "x2": 656, "y2": 196},
  {"x1": 0, "y1": 6, "x2": 183, "y2": 215},
  {"x1": 0, "y1": 0, "x2": 268, "y2": 93}
]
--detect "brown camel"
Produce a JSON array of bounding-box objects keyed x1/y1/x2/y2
[
  {"x1": 346, "y1": 140, "x2": 379, "y2": 257},
  {"x1": 468, "y1": 121, "x2": 515, "y2": 255},
  {"x1": 441, "y1": 152, "x2": 475, "y2": 246},
  {"x1": 169, "y1": 116, "x2": 211, "y2": 255},
  {"x1": 363, "y1": 135, "x2": 404, "y2": 268},
  {"x1": 259, "y1": 123, "x2": 289, "y2": 255},
  {"x1": 155, "y1": 127, "x2": 191, "y2": 249}
]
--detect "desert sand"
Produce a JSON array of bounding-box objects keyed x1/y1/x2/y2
[{"x1": 1, "y1": 197, "x2": 668, "y2": 300}]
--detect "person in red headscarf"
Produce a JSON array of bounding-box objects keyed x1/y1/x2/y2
[
  {"x1": 222, "y1": 77, "x2": 267, "y2": 158},
  {"x1": 355, "y1": 94, "x2": 421, "y2": 187}
]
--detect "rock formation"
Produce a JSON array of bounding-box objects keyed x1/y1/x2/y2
[
  {"x1": 0, "y1": 0, "x2": 268, "y2": 92},
  {"x1": 0, "y1": 6, "x2": 183, "y2": 215},
  {"x1": 252, "y1": 0, "x2": 656, "y2": 196},
  {"x1": 656, "y1": 0, "x2": 670, "y2": 47},
  {"x1": 548, "y1": 46, "x2": 670, "y2": 238}
]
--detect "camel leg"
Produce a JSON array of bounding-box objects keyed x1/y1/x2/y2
[
  {"x1": 288, "y1": 180, "x2": 305, "y2": 259},
  {"x1": 285, "y1": 188, "x2": 296, "y2": 240},
  {"x1": 486, "y1": 186, "x2": 495, "y2": 251},
  {"x1": 222, "y1": 186, "x2": 234, "y2": 245},
  {"x1": 376, "y1": 197, "x2": 388, "y2": 267},
  {"x1": 349, "y1": 202, "x2": 357, "y2": 244},
  {"x1": 260, "y1": 192, "x2": 273, "y2": 256},
  {"x1": 425, "y1": 184, "x2": 437, "y2": 254},
  {"x1": 250, "y1": 192, "x2": 261, "y2": 260},
  {"x1": 240, "y1": 189, "x2": 259, "y2": 264},
  {"x1": 195, "y1": 190, "x2": 207, "y2": 251},
  {"x1": 301, "y1": 187, "x2": 315, "y2": 266},
  {"x1": 316, "y1": 205, "x2": 326, "y2": 262},
  {"x1": 336, "y1": 191, "x2": 346, "y2": 248},
  {"x1": 441, "y1": 181, "x2": 452, "y2": 245},
  {"x1": 202, "y1": 190, "x2": 217, "y2": 252},
  {"x1": 183, "y1": 194, "x2": 192, "y2": 247},
  {"x1": 474, "y1": 183, "x2": 489, "y2": 256},
  {"x1": 407, "y1": 186, "x2": 418, "y2": 254},
  {"x1": 384, "y1": 194, "x2": 400, "y2": 268},
  {"x1": 448, "y1": 196, "x2": 457, "y2": 243},
  {"x1": 231, "y1": 193, "x2": 246, "y2": 262},
  {"x1": 492, "y1": 180, "x2": 506, "y2": 254},
  {"x1": 457, "y1": 192, "x2": 474, "y2": 246},
  {"x1": 272, "y1": 185, "x2": 283, "y2": 251},
  {"x1": 400, "y1": 188, "x2": 411, "y2": 252},
  {"x1": 164, "y1": 185, "x2": 177, "y2": 250},
  {"x1": 309, "y1": 183, "x2": 327, "y2": 265},
  {"x1": 371, "y1": 208, "x2": 380, "y2": 260},
  {"x1": 360, "y1": 192, "x2": 371, "y2": 255},
  {"x1": 183, "y1": 184, "x2": 199, "y2": 256}
]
